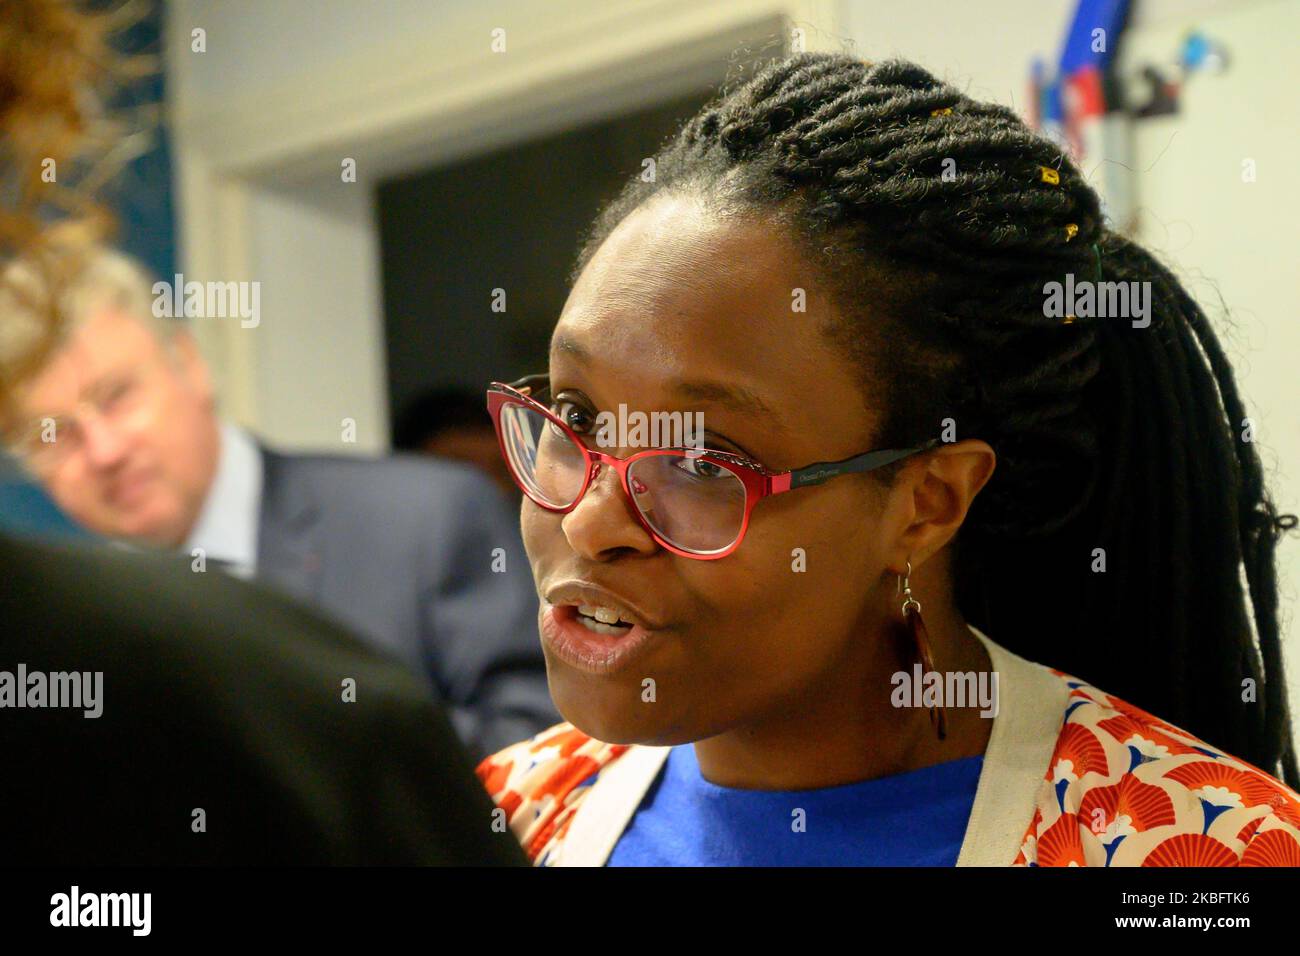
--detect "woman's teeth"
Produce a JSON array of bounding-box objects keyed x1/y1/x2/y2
[{"x1": 576, "y1": 604, "x2": 632, "y2": 634}]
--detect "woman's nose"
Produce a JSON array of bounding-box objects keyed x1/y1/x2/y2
[{"x1": 559, "y1": 457, "x2": 658, "y2": 560}]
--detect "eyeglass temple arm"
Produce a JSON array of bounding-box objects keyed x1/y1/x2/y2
[
  {"x1": 507, "y1": 373, "x2": 550, "y2": 398},
  {"x1": 784, "y1": 438, "x2": 942, "y2": 490}
]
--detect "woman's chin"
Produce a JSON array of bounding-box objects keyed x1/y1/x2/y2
[
  {"x1": 555, "y1": 700, "x2": 650, "y2": 745},
  {"x1": 550, "y1": 679, "x2": 678, "y2": 745}
]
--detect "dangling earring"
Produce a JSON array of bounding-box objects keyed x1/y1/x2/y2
[{"x1": 898, "y1": 560, "x2": 947, "y2": 741}]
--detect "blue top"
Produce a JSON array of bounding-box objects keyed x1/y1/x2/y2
[{"x1": 608, "y1": 744, "x2": 984, "y2": 866}]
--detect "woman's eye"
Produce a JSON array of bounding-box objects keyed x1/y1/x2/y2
[
  {"x1": 673, "y1": 455, "x2": 725, "y2": 480},
  {"x1": 551, "y1": 401, "x2": 595, "y2": 434}
]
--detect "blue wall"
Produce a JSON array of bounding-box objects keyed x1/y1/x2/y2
[{"x1": 104, "y1": 0, "x2": 177, "y2": 281}]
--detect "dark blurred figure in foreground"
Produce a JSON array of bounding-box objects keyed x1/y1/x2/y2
[{"x1": 1, "y1": 534, "x2": 526, "y2": 865}]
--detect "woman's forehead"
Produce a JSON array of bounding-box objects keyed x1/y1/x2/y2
[
  {"x1": 550, "y1": 279, "x2": 870, "y2": 454},
  {"x1": 551, "y1": 276, "x2": 828, "y2": 396},
  {"x1": 559, "y1": 201, "x2": 829, "y2": 358},
  {"x1": 575, "y1": 197, "x2": 799, "y2": 296},
  {"x1": 549, "y1": 195, "x2": 876, "y2": 445}
]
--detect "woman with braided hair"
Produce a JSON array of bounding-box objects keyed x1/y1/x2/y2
[{"x1": 476, "y1": 53, "x2": 1300, "y2": 866}]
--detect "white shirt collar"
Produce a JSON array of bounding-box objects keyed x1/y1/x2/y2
[{"x1": 183, "y1": 421, "x2": 263, "y2": 578}]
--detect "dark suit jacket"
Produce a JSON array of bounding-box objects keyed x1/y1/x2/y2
[
  {"x1": 255, "y1": 448, "x2": 556, "y2": 759},
  {"x1": 0, "y1": 532, "x2": 527, "y2": 865}
]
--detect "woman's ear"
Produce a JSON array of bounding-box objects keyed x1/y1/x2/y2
[{"x1": 887, "y1": 439, "x2": 996, "y2": 567}]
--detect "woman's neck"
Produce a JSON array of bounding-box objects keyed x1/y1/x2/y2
[{"x1": 691, "y1": 602, "x2": 994, "y2": 790}]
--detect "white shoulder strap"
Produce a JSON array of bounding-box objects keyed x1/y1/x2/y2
[
  {"x1": 956, "y1": 625, "x2": 1069, "y2": 865},
  {"x1": 552, "y1": 743, "x2": 670, "y2": 867}
]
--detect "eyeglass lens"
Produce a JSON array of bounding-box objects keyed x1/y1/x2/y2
[{"x1": 498, "y1": 402, "x2": 747, "y2": 554}]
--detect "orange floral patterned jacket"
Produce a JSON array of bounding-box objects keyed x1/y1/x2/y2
[{"x1": 477, "y1": 634, "x2": 1300, "y2": 867}]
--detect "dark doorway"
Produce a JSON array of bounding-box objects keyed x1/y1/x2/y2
[{"x1": 375, "y1": 89, "x2": 716, "y2": 441}]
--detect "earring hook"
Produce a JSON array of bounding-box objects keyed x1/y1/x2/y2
[{"x1": 898, "y1": 560, "x2": 921, "y2": 613}]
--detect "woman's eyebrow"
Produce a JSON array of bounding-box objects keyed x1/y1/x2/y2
[
  {"x1": 551, "y1": 332, "x2": 588, "y2": 362},
  {"x1": 551, "y1": 332, "x2": 785, "y2": 429},
  {"x1": 666, "y1": 377, "x2": 777, "y2": 420}
]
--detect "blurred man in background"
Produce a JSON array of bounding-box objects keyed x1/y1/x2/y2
[{"x1": 0, "y1": 247, "x2": 557, "y2": 758}]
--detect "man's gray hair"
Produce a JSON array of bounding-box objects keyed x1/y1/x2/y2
[{"x1": 0, "y1": 244, "x2": 176, "y2": 376}]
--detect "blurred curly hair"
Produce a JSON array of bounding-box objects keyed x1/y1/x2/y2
[{"x1": 0, "y1": 0, "x2": 145, "y2": 414}]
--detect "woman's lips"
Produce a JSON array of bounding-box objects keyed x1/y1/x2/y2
[{"x1": 540, "y1": 603, "x2": 659, "y2": 676}]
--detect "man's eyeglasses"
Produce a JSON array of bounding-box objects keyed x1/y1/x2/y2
[
  {"x1": 4, "y1": 371, "x2": 144, "y2": 473},
  {"x1": 486, "y1": 374, "x2": 939, "y2": 560}
]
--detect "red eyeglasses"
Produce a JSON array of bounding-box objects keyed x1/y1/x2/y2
[{"x1": 486, "y1": 374, "x2": 938, "y2": 560}]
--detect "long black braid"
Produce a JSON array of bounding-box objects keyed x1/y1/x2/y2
[{"x1": 570, "y1": 54, "x2": 1299, "y2": 787}]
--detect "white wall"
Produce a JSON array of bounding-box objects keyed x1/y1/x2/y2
[
  {"x1": 840, "y1": 0, "x2": 1077, "y2": 112},
  {"x1": 244, "y1": 182, "x2": 388, "y2": 452},
  {"x1": 1124, "y1": 0, "x2": 1300, "y2": 732}
]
